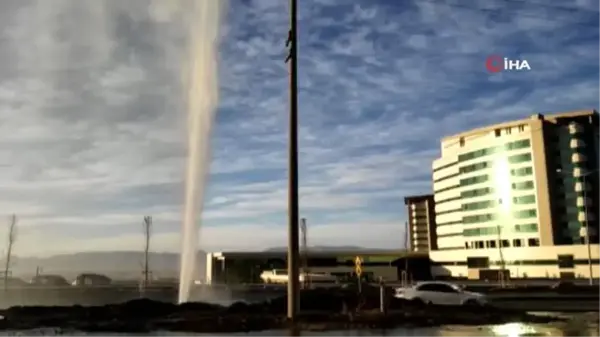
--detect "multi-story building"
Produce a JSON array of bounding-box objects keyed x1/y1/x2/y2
[
  {"x1": 430, "y1": 110, "x2": 599, "y2": 280},
  {"x1": 404, "y1": 195, "x2": 437, "y2": 252}
]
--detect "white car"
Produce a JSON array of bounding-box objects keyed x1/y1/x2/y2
[{"x1": 394, "y1": 281, "x2": 488, "y2": 306}]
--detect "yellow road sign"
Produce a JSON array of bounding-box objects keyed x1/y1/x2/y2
[{"x1": 354, "y1": 256, "x2": 363, "y2": 276}]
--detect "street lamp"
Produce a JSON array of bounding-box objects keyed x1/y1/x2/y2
[{"x1": 556, "y1": 168, "x2": 599, "y2": 285}]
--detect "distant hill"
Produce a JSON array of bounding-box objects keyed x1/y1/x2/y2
[
  {"x1": 264, "y1": 245, "x2": 386, "y2": 252},
  {"x1": 2, "y1": 251, "x2": 206, "y2": 281}
]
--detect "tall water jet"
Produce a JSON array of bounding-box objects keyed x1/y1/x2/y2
[{"x1": 178, "y1": 0, "x2": 226, "y2": 304}]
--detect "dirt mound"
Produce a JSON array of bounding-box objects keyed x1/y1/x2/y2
[{"x1": 0, "y1": 287, "x2": 561, "y2": 333}]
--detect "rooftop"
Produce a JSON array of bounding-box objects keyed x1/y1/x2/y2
[
  {"x1": 404, "y1": 194, "x2": 434, "y2": 205},
  {"x1": 441, "y1": 109, "x2": 598, "y2": 142}
]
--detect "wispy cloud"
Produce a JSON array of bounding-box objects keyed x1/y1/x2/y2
[{"x1": 0, "y1": 0, "x2": 597, "y2": 256}]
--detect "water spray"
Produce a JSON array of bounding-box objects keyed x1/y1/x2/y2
[{"x1": 178, "y1": 0, "x2": 226, "y2": 304}]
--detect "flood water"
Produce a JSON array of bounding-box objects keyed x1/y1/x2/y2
[{"x1": 1, "y1": 313, "x2": 597, "y2": 336}]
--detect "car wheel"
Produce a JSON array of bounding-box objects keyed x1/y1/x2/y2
[
  {"x1": 412, "y1": 297, "x2": 425, "y2": 305},
  {"x1": 463, "y1": 299, "x2": 480, "y2": 307}
]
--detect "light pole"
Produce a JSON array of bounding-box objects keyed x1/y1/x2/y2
[
  {"x1": 497, "y1": 199, "x2": 507, "y2": 287},
  {"x1": 556, "y1": 168, "x2": 599, "y2": 285}
]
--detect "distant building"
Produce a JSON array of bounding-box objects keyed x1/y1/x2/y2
[
  {"x1": 430, "y1": 110, "x2": 599, "y2": 279},
  {"x1": 404, "y1": 194, "x2": 437, "y2": 252}
]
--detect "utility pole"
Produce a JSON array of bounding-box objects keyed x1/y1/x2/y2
[
  {"x1": 284, "y1": 0, "x2": 300, "y2": 321},
  {"x1": 301, "y1": 218, "x2": 309, "y2": 289},
  {"x1": 403, "y1": 221, "x2": 409, "y2": 287},
  {"x1": 141, "y1": 216, "x2": 152, "y2": 297},
  {"x1": 4, "y1": 215, "x2": 17, "y2": 291}
]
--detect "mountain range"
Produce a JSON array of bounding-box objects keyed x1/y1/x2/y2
[{"x1": 3, "y1": 251, "x2": 206, "y2": 281}]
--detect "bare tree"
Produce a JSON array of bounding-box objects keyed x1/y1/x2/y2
[
  {"x1": 300, "y1": 218, "x2": 309, "y2": 289},
  {"x1": 4, "y1": 215, "x2": 17, "y2": 291}
]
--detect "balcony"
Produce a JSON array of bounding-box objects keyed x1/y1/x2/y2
[
  {"x1": 575, "y1": 182, "x2": 592, "y2": 192},
  {"x1": 576, "y1": 196, "x2": 593, "y2": 207},
  {"x1": 568, "y1": 123, "x2": 584, "y2": 134},
  {"x1": 572, "y1": 153, "x2": 587, "y2": 163},
  {"x1": 578, "y1": 212, "x2": 596, "y2": 222},
  {"x1": 572, "y1": 168, "x2": 583, "y2": 177},
  {"x1": 570, "y1": 138, "x2": 586, "y2": 149}
]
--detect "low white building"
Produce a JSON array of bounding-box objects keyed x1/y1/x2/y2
[{"x1": 204, "y1": 250, "x2": 430, "y2": 284}]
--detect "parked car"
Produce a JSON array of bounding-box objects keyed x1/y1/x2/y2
[
  {"x1": 30, "y1": 275, "x2": 70, "y2": 286},
  {"x1": 394, "y1": 281, "x2": 488, "y2": 306},
  {"x1": 260, "y1": 269, "x2": 338, "y2": 284},
  {"x1": 71, "y1": 273, "x2": 112, "y2": 286}
]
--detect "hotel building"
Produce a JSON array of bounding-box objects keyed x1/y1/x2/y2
[
  {"x1": 404, "y1": 194, "x2": 437, "y2": 252},
  {"x1": 429, "y1": 110, "x2": 599, "y2": 279}
]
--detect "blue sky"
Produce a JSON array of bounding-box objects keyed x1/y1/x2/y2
[{"x1": 0, "y1": 0, "x2": 597, "y2": 256}]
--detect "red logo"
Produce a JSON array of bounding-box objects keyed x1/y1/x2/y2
[{"x1": 486, "y1": 55, "x2": 503, "y2": 73}]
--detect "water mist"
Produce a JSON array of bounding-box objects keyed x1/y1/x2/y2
[{"x1": 178, "y1": 0, "x2": 226, "y2": 304}]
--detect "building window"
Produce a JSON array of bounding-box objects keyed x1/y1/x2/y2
[
  {"x1": 515, "y1": 223, "x2": 538, "y2": 233},
  {"x1": 518, "y1": 125, "x2": 525, "y2": 132},
  {"x1": 527, "y1": 238, "x2": 540, "y2": 247},
  {"x1": 488, "y1": 240, "x2": 497, "y2": 248},
  {"x1": 461, "y1": 187, "x2": 493, "y2": 199},
  {"x1": 500, "y1": 239, "x2": 510, "y2": 248},
  {"x1": 512, "y1": 181, "x2": 535, "y2": 190},
  {"x1": 508, "y1": 153, "x2": 532, "y2": 164},
  {"x1": 513, "y1": 209, "x2": 537, "y2": 219},
  {"x1": 510, "y1": 167, "x2": 533, "y2": 177},
  {"x1": 463, "y1": 213, "x2": 496, "y2": 224},
  {"x1": 462, "y1": 200, "x2": 495, "y2": 211},
  {"x1": 467, "y1": 257, "x2": 489, "y2": 268},
  {"x1": 495, "y1": 129, "x2": 501, "y2": 137},
  {"x1": 460, "y1": 162, "x2": 489, "y2": 174},
  {"x1": 506, "y1": 128, "x2": 512, "y2": 135},
  {"x1": 458, "y1": 139, "x2": 531, "y2": 162},
  {"x1": 512, "y1": 239, "x2": 523, "y2": 247},
  {"x1": 513, "y1": 195, "x2": 536, "y2": 204},
  {"x1": 460, "y1": 137, "x2": 465, "y2": 147},
  {"x1": 460, "y1": 174, "x2": 489, "y2": 185},
  {"x1": 557, "y1": 255, "x2": 574, "y2": 269}
]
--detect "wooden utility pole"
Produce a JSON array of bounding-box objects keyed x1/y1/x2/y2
[
  {"x1": 141, "y1": 216, "x2": 152, "y2": 296},
  {"x1": 4, "y1": 215, "x2": 17, "y2": 291},
  {"x1": 285, "y1": 0, "x2": 300, "y2": 321}
]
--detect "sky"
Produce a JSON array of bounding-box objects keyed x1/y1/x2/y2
[{"x1": 0, "y1": 0, "x2": 597, "y2": 257}]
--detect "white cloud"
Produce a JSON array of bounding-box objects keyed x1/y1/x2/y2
[{"x1": 0, "y1": 0, "x2": 596, "y2": 257}]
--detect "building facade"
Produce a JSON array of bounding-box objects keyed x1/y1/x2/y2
[
  {"x1": 430, "y1": 110, "x2": 599, "y2": 279},
  {"x1": 404, "y1": 194, "x2": 437, "y2": 252}
]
